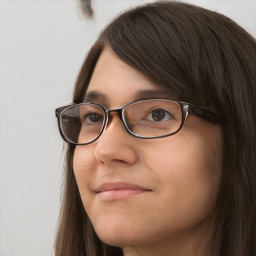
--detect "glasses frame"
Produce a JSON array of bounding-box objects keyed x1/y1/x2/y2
[{"x1": 55, "y1": 98, "x2": 223, "y2": 146}]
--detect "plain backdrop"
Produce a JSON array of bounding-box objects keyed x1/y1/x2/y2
[{"x1": 0, "y1": 0, "x2": 255, "y2": 255}]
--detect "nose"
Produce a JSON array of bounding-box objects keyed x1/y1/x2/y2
[{"x1": 94, "y1": 113, "x2": 138, "y2": 167}]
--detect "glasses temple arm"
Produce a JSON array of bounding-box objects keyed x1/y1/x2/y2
[{"x1": 187, "y1": 105, "x2": 223, "y2": 124}]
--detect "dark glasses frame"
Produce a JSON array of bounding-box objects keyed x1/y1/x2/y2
[{"x1": 55, "y1": 98, "x2": 223, "y2": 145}]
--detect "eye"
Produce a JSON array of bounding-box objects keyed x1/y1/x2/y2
[
  {"x1": 84, "y1": 113, "x2": 104, "y2": 124},
  {"x1": 146, "y1": 108, "x2": 173, "y2": 122}
]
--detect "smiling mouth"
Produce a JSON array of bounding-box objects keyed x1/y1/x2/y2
[{"x1": 94, "y1": 182, "x2": 152, "y2": 200}]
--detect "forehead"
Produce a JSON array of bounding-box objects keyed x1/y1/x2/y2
[{"x1": 85, "y1": 47, "x2": 176, "y2": 107}]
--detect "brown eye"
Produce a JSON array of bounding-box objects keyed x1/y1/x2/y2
[
  {"x1": 147, "y1": 108, "x2": 173, "y2": 122},
  {"x1": 84, "y1": 113, "x2": 103, "y2": 124}
]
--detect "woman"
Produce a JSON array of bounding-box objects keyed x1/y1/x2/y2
[{"x1": 55, "y1": 1, "x2": 256, "y2": 256}]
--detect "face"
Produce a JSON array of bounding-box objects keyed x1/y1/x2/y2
[{"x1": 73, "y1": 47, "x2": 222, "y2": 254}]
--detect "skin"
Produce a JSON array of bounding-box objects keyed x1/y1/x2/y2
[{"x1": 73, "y1": 47, "x2": 222, "y2": 256}]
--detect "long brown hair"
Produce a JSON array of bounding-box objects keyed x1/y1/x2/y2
[{"x1": 55, "y1": 2, "x2": 256, "y2": 255}]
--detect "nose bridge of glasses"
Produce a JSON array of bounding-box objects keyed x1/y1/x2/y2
[{"x1": 105, "y1": 108, "x2": 124, "y2": 127}]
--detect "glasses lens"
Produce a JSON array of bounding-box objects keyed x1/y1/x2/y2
[
  {"x1": 60, "y1": 104, "x2": 105, "y2": 144},
  {"x1": 123, "y1": 100, "x2": 182, "y2": 138}
]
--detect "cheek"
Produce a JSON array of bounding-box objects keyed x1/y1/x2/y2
[
  {"x1": 73, "y1": 146, "x2": 96, "y2": 201},
  {"x1": 141, "y1": 132, "x2": 221, "y2": 225},
  {"x1": 144, "y1": 135, "x2": 221, "y2": 181},
  {"x1": 73, "y1": 146, "x2": 95, "y2": 172}
]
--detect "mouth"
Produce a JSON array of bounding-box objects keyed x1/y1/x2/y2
[{"x1": 94, "y1": 182, "x2": 152, "y2": 200}]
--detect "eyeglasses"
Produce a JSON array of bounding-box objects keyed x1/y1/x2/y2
[{"x1": 55, "y1": 99, "x2": 222, "y2": 145}]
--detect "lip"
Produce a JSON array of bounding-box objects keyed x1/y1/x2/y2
[{"x1": 94, "y1": 182, "x2": 152, "y2": 200}]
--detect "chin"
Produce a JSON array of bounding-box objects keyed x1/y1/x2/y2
[
  {"x1": 96, "y1": 228, "x2": 134, "y2": 248},
  {"x1": 92, "y1": 215, "x2": 138, "y2": 247}
]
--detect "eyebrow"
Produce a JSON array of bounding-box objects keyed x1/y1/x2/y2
[
  {"x1": 83, "y1": 89, "x2": 177, "y2": 105},
  {"x1": 84, "y1": 91, "x2": 107, "y2": 102},
  {"x1": 134, "y1": 89, "x2": 177, "y2": 100}
]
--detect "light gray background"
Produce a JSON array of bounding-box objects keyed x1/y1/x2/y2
[{"x1": 0, "y1": 0, "x2": 255, "y2": 255}]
